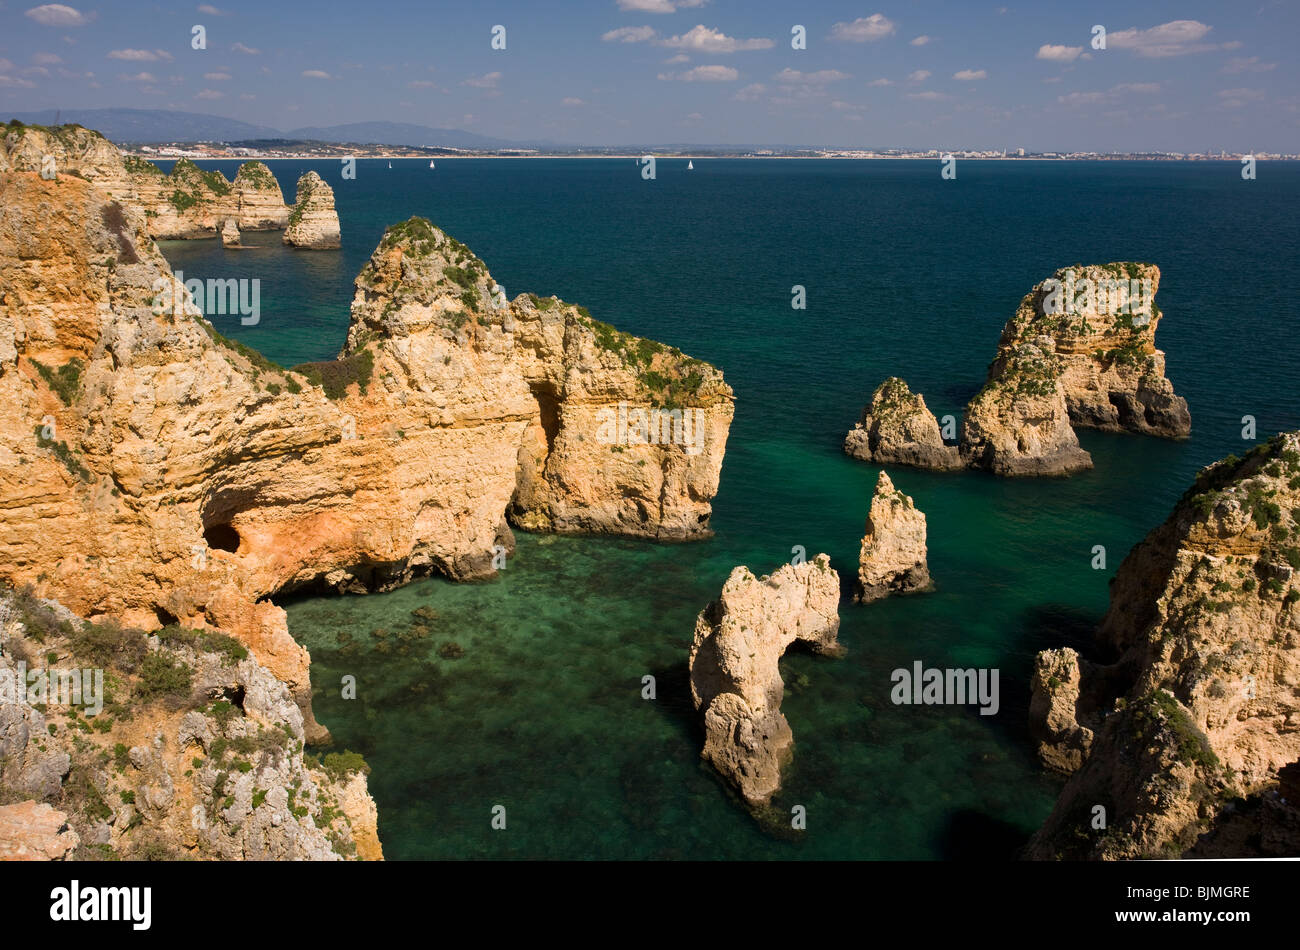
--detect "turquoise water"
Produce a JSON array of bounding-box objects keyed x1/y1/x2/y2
[{"x1": 161, "y1": 159, "x2": 1300, "y2": 859}]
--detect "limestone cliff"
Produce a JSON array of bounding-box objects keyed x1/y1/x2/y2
[
  {"x1": 0, "y1": 588, "x2": 380, "y2": 860},
  {"x1": 0, "y1": 167, "x2": 731, "y2": 745},
  {"x1": 284, "y1": 171, "x2": 341, "y2": 249},
  {"x1": 1028, "y1": 434, "x2": 1300, "y2": 858},
  {"x1": 1, "y1": 122, "x2": 293, "y2": 241},
  {"x1": 855, "y1": 471, "x2": 932, "y2": 602},
  {"x1": 689, "y1": 555, "x2": 841, "y2": 806},
  {"x1": 843, "y1": 378, "x2": 961, "y2": 471}
]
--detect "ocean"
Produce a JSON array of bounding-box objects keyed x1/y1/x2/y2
[{"x1": 159, "y1": 157, "x2": 1300, "y2": 859}]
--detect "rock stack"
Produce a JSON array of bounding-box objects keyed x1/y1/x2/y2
[
  {"x1": 284, "y1": 171, "x2": 341, "y2": 249},
  {"x1": 855, "y1": 471, "x2": 932, "y2": 602},
  {"x1": 689, "y1": 555, "x2": 841, "y2": 806}
]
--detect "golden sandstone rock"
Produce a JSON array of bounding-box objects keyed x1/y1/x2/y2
[{"x1": 0, "y1": 128, "x2": 733, "y2": 753}]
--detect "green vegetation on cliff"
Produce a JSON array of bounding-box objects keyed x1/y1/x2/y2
[{"x1": 292, "y1": 348, "x2": 376, "y2": 400}]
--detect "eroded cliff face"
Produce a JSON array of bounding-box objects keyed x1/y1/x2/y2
[
  {"x1": 0, "y1": 163, "x2": 731, "y2": 743},
  {"x1": 0, "y1": 589, "x2": 380, "y2": 860},
  {"x1": 1027, "y1": 434, "x2": 1300, "y2": 858},
  {"x1": 689, "y1": 555, "x2": 841, "y2": 806},
  {"x1": 844, "y1": 263, "x2": 1187, "y2": 477}
]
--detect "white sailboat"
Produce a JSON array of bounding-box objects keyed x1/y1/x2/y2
[
  {"x1": 687, "y1": 160, "x2": 694, "y2": 170},
  {"x1": 388, "y1": 161, "x2": 392, "y2": 169},
  {"x1": 429, "y1": 160, "x2": 436, "y2": 169}
]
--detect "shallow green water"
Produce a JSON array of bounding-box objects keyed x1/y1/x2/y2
[{"x1": 161, "y1": 158, "x2": 1300, "y2": 859}]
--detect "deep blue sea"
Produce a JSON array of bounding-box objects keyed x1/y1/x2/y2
[{"x1": 160, "y1": 158, "x2": 1300, "y2": 859}]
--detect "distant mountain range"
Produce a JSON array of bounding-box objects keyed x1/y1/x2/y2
[{"x1": 2, "y1": 108, "x2": 529, "y2": 149}]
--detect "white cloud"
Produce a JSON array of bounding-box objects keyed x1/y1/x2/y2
[
  {"x1": 203, "y1": 71, "x2": 231, "y2": 80},
  {"x1": 1036, "y1": 44, "x2": 1082, "y2": 62},
  {"x1": 910, "y1": 35, "x2": 931, "y2": 46},
  {"x1": 0, "y1": 71, "x2": 37, "y2": 88},
  {"x1": 231, "y1": 42, "x2": 260, "y2": 55},
  {"x1": 663, "y1": 53, "x2": 689, "y2": 64},
  {"x1": 562, "y1": 96, "x2": 585, "y2": 106},
  {"x1": 1058, "y1": 83, "x2": 1162, "y2": 106},
  {"x1": 907, "y1": 90, "x2": 945, "y2": 100},
  {"x1": 658, "y1": 64, "x2": 738, "y2": 82},
  {"x1": 109, "y1": 48, "x2": 173, "y2": 62},
  {"x1": 617, "y1": 0, "x2": 707, "y2": 11},
  {"x1": 1217, "y1": 87, "x2": 1265, "y2": 108},
  {"x1": 1221, "y1": 56, "x2": 1276, "y2": 74},
  {"x1": 462, "y1": 71, "x2": 502, "y2": 88},
  {"x1": 774, "y1": 68, "x2": 849, "y2": 85},
  {"x1": 954, "y1": 69, "x2": 987, "y2": 80},
  {"x1": 301, "y1": 69, "x2": 331, "y2": 79},
  {"x1": 407, "y1": 80, "x2": 437, "y2": 88},
  {"x1": 32, "y1": 52, "x2": 63, "y2": 65},
  {"x1": 119, "y1": 72, "x2": 157, "y2": 83},
  {"x1": 908, "y1": 70, "x2": 931, "y2": 82},
  {"x1": 601, "y1": 25, "x2": 657, "y2": 43},
  {"x1": 732, "y1": 82, "x2": 765, "y2": 101},
  {"x1": 197, "y1": 4, "x2": 228, "y2": 14},
  {"x1": 830, "y1": 14, "x2": 895, "y2": 42},
  {"x1": 662, "y1": 25, "x2": 773, "y2": 53},
  {"x1": 24, "y1": 4, "x2": 88, "y2": 27},
  {"x1": 868, "y1": 78, "x2": 892, "y2": 87},
  {"x1": 195, "y1": 88, "x2": 223, "y2": 99},
  {"x1": 1108, "y1": 20, "x2": 1216, "y2": 57}
]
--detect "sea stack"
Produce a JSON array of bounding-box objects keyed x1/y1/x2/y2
[
  {"x1": 284, "y1": 171, "x2": 341, "y2": 249},
  {"x1": 220, "y1": 218, "x2": 241, "y2": 247},
  {"x1": 1027, "y1": 433, "x2": 1300, "y2": 858},
  {"x1": 998, "y1": 263, "x2": 1189, "y2": 438},
  {"x1": 844, "y1": 377, "x2": 962, "y2": 471},
  {"x1": 855, "y1": 471, "x2": 932, "y2": 602},
  {"x1": 232, "y1": 160, "x2": 290, "y2": 230},
  {"x1": 961, "y1": 340, "x2": 1094, "y2": 476},
  {"x1": 689, "y1": 555, "x2": 841, "y2": 806}
]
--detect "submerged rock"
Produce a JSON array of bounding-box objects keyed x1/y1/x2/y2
[
  {"x1": 855, "y1": 471, "x2": 931, "y2": 602},
  {"x1": 844, "y1": 377, "x2": 962, "y2": 471},
  {"x1": 689, "y1": 554, "x2": 841, "y2": 806}
]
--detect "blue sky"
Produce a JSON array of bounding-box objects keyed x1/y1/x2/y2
[{"x1": 1, "y1": 0, "x2": 1296, "y2": 150}]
